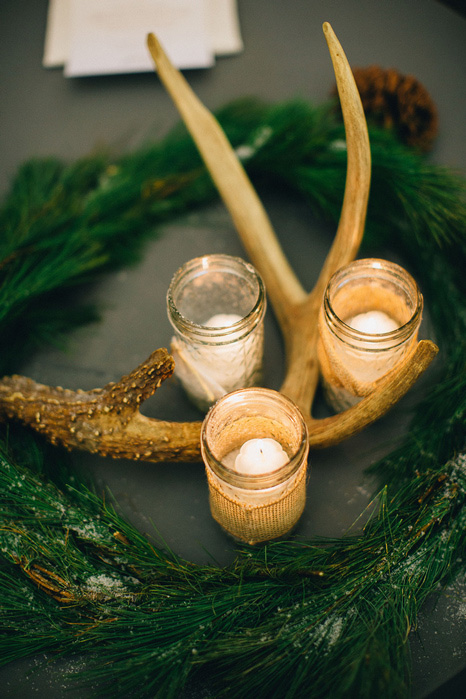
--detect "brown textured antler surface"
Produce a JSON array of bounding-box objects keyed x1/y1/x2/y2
[
  {"x1": 0, "y1": 23, "x2": 438, "y2": 462},
  {"x1": 0, "y1": 349, "x2": 202, "y2": 462}
]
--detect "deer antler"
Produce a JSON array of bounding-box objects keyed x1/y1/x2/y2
[
  {"x1": 145, "y1": 24, "x2": 437, "y2": 435},
  {"x1": 0, "y1": 349, "x2": 202, "y2": 462},
  {"x1": 0, "y1": 24, "x2": 437, "y2": 462}
]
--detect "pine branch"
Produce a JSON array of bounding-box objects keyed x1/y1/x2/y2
[{"x1": 1, "y1": 435, "x2": 464, "y2": 697}]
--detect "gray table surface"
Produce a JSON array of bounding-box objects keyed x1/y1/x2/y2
[{"x1": 1, "y1": 1, "x2": 465, "y2": 697}]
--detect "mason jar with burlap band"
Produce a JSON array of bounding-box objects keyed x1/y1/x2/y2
[
  {"x1": 201, "y1": 388, "x2": 309, "y2": 545},
  {"x1": 318, "y1": 259, "x2": 423, "y2": 413}
]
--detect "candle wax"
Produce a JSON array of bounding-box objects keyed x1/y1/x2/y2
[
  {"x1": 171, "y1": 311, "x2": 263, "y2": 411},
  {"x1": 234, "y1": 438, "x2": 289, "y2": 475},
  {"x1": 205, "y1": 313, "x2": 242, "y2": 327},
  {"x1": 347, "y1": 310, "x2": 398, "y2": 334}
]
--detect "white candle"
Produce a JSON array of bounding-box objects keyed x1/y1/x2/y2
[
  {"x1": 171, "y1": 312, "x2": 264, "y2": 411},
  {"x1": 205, "y1": 313, "x2": 242, "y2": 327},
  {"x1": 322, "y1": 310, "x2": 402, "y2": 410},
  {"x1": 347, "y1": 310, "x2": 399, "y2": 334},
  {"x1": 234, "y1": 438, "x2": 289, "y2": 475}
]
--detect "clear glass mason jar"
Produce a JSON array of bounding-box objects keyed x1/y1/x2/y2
[
  {"x1": 200, "y1": 388, "x2": 309, "y2": 545},
  {"x1": 318, "y1": 258, "x2": 423, "y2": 412},
  {"x1": 167, "y1": 254, "x2": 266, "y2": 412}
]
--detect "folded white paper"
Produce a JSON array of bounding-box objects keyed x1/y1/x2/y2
[
  {"x1": 43, "y1": 0, "x2": 71, "y2": 67},
  {"x1": 43, "y1": 0, "x2": 243, "y2": 76},
  {"x1": 205, "y1": 0, "x2": 243, "y2": 55}
]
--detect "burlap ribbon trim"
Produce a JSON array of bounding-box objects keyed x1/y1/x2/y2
[{"x1": 206, "y1": 462, "x2": 307, "y2": 545}]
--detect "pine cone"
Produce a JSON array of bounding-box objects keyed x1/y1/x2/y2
[{"x1": 335, "y1": 66, "x2": 439, "y2": 151}]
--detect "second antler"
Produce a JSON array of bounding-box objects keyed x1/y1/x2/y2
[{"x1": 0, "y1": 24, "x2": 438, "y2": 462}]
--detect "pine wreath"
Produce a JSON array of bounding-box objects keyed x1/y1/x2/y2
[{"x1": 0, "y1": 96, "x2": 465, "y2": 698}]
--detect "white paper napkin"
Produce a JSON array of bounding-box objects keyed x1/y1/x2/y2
[{"x1": 43, "y1": 0, "x2": 243, "y2": 76}]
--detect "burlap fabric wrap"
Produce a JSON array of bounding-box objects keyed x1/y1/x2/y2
[
  {"x1": 206, "y1": 460, "x2": 307, "y2": 545},
  {"x1": 317, "y1": 284, "x2": 419, "y2": 401}
]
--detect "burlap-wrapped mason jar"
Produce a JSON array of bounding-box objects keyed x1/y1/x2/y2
[
  {"x1": 318, "y1": 258, "x2": 423, "y2": 412},
  {"x1": 201, "y1": 388, "x2": 309, "y2": 545}
]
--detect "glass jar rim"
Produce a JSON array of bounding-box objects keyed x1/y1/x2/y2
[
  {"x1": 167, "y1": 254, "x2": 266, "y2": 341},
  {"x1": 201, "y1": 388, "x2": 309, "y2": 490},
  {"x1": 323, "y1": 258, "x2": 423, "y2": 347}
]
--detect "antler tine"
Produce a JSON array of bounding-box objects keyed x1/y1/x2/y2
[
  {"x1": 307, "y1": 339, "x2": 438, "y2": 447},
  {"x1": 279, "y1": 22, "x2": 371, "y2": 412},
  {"x1": 0, "y1": 349, "x2": 202, "y2": 463},
  {"x1": 146, "y1": 34, "x2": 306, "y2": 330},
  {"x1": 310, "y1": 22, "x2": 371, "y2": 303}
]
